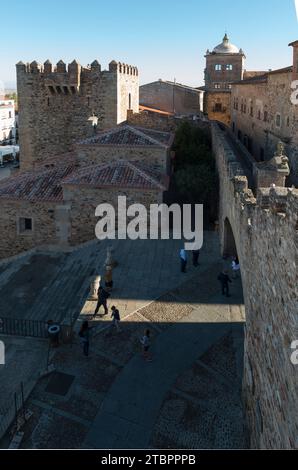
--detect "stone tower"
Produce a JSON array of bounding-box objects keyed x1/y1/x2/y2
[
  {"x1": 204, "y1": 34, "x2": 245, "y2": 125},
  {"x1": 16, "y1": 59, "x2": 139, "y2": 170}
]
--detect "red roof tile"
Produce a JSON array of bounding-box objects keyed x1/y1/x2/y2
[
  {"x1": 62, "y1": 161, "x2": 168, "y2": 190},
  {"x1": 78, "y1": 125, "x2": 173, "y2": 148},
  {"x1": 0, "y1": 163, "x2": 78, "y2": 202}
]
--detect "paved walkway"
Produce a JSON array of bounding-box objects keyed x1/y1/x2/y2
[
  {"x1": 84, "y1": 321, "x2": 242, "y2": 448},
  {"x1": 0, "y1": 234, "x2": 220, "y2": 324},
  {"x1": 1, "y1": 233, "x2": 247, "y2": 449}
]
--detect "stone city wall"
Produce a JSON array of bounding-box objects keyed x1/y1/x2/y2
[{"x1": 212, "y1": 122, "x2": 298, "y2": 449}]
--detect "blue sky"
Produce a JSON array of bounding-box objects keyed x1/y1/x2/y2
[{"x1": 1, "y1": 0, "x2": 297, "y2": 88}]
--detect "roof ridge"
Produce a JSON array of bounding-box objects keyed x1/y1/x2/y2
[
  {"x1": 124, "y1": 125, "x2": 167, "y2": 147},
  {"x1": 125, "y1": 161, "x2": 165, "y2": 190},
  {"x1": 62, "y1": 160, "x2": 165, "y2": 190},
  {"x1": 78, "y1": 124, "x2": 166, "y2": 147}
]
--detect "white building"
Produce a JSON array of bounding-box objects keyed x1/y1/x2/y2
[{"x1": 0, "y1": 100, "x2": 16, "y2": 144}]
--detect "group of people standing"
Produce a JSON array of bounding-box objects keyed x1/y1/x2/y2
[
  {"x1": 79, "y1": 284, "x2": 121, "y2": 356},
  {"x1": 179, "y1": 248, "x2": 200, "y2": 273},
  {"x1": 79, "y1": 284, "x2": 153, "y2": 361},
  {"x1": 179, "y1": 247, "x2": 240, "y2": 298}
]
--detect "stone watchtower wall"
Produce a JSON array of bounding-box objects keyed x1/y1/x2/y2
[
  {"x1": 212, "y1": 123, "x2": 298, "y2": 449},
  {"x1": 16, "y1": 60, "x2": 139, "y2": 171}
]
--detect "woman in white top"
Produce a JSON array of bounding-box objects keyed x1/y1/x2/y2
[{"x1": 231, "y1": 256, "x2": 240, "y2": 279}]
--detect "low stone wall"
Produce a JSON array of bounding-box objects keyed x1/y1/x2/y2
[
  {"x1": 126, "y1": 110, "x2": 211, "y2": 135},
  {"x1": 212, "y1": 122, "x2": 298, "y2": 449}
]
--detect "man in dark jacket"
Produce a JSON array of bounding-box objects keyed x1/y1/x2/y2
[
  {"x1": 217, "y1": 270, "x2": 232, "y2": 297},
  {"x1": 93, "y1": 286, "x2": 110, "y2": 317}
]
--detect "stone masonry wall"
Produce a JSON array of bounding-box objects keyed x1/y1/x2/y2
[
  {"x1": 212, "y1": 123, "x2": 298, "y2": 449},
  {"x1": 16, "y1": 60, "x2": 139, "y2": 171},
  {"x1": 126, "y1": 110, "x2": 211, "y2": 136},
  {"x1": 231, "y1": 70, "x2": 298, "y2": 184},
  {"x1": 205, "y1": 91, "x2": 231, "y2": 125},
  {"x1": 0, "y1": 200, "x2": 60, "y2": 259},
  {"x1": 139, "y1": 81, "x2": 202, "y2": 115},
  {"x1": 63, "y1": 186, "x2": 162, "y2": 246}
]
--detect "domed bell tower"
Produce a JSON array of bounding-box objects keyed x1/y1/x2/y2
[{"x1": 204, "y1": 34, "x2": 245, "y2": 125}]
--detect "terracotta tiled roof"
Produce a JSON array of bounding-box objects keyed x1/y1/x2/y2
[
  {"x1": 139, "y1": 105, "x2": 174, "y2": 116},
  {"x1": 0, "y1": 163, "x2": 78, "y2": 202},
  {"x1": 134, "y1": 126, "x2": 174, "y2": 146},
  {"x1": 78, "y1": 125, "x2": 173, "y2": 148},
  {"x1": 62, "y1": 160, "x2": 168, "y2": 190}
]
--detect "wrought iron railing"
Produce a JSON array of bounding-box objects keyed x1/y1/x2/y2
[{"x1": 0, "y1": 317, "x2": 49, "y2": 338}]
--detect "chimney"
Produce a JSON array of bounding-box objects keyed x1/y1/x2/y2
[{"x1": 289, "y1": 40, "x2": 298, "y2": 81}]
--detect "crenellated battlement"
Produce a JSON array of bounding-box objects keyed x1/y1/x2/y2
[
  {"x1": 16, "y1": 59, "x2": 138, "y2": 76},
  {"x1": 16, "y1": 59, "x2": 138, "y2": 97},
  {"x1": 212, "y1": 122, "x2": 298, "y2": 226}
]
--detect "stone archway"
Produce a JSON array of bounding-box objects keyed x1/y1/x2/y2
[{"x1": 223, "y1": 217, "x2": 237, "y2": 259}]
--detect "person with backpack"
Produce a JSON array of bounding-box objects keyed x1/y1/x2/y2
[
  {"x1": 110, "y1": 305, "x2": 121, "y2": 332},
  {"x1": 140, "y1": 329, "x2": 152, "y2": 362},
  {"x1": 79, "y1": 321, "x2": 92, "y2": 357},
  {"x1": 217, "y1": 269, "x2": 232, "y2": 297},
  {"x1": 93, "y1": 285, "x2": 110, "y2": 317}
]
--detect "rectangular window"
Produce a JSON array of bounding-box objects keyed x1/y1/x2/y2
[
  {"x1": 19, "y1": 217, "x2": 33, "y2": 234},
  {"x1": 215, "y1": 64, "x2": 222, "y2": 71},
  {"x1": 226, "y1": 64, "x2": 233, "y2": 71},
  {"x1": 214, "y1": 83, "x2": 221, "y2": 89},
  {"x1": 276, "y1": 114, "x2": 281, "y2": 127}
]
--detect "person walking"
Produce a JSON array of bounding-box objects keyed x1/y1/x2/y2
[
  {"x1": 140, "y1": 329, "x2": 152, "y2": 362},
  {"x1": 93, "y1": 286, "x2": 110, "y2": 317},
  {"x1": 79, "y1": 321, "x2": 92, "y2": 357},
  {"x1": 217, "y1": 269, "x2": 232, "y2": 297},
  {"x1": 192, "y1": 249, "x2": 200, "y2": 267},
  {"x1": 180, "y1": 248, "x2": 187, "y2": 273},
  {"x1": 110, "y1": 305, "x2": 121, "y2": 332}
]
